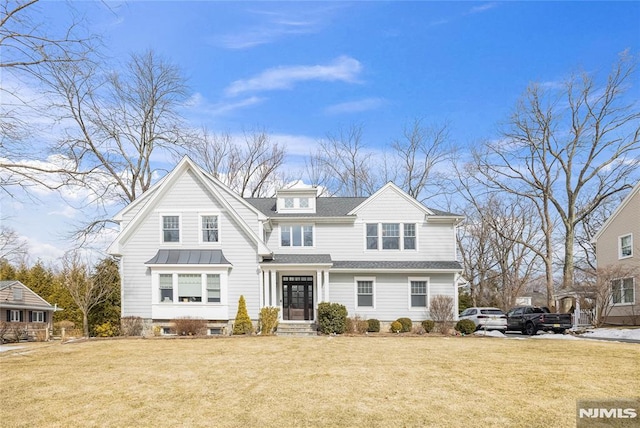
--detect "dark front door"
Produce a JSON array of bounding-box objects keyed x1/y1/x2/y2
[{"x1": 282, "y1": 276, "x2": 314, "y2": 321}]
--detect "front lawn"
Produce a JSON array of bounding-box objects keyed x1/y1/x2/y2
[{"x1": 1, "y1": 336, "x2": 637, "y2": 427}]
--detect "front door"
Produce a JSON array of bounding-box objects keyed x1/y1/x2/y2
[{"x1": 282, "y1": 276, "x2": 314, "y2": 321}]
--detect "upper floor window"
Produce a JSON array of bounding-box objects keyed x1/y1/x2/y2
[
  {"x1": 366, "y1": 223, "x2": 417, "y2": 251},
  {"x1": 284, "y1": 198, "x2": 294, "y2": 208},
  {"x1": 281, "y1": 225, "x2": 313, "y2": 247},
  {"x1": 299, "y1": 198, "x2": 309, "y2": 208},
  {"x1": 620, "y1": 234, "x2": 633, "y2": 258},
  {"x1": 201, "y1": 215, "x2": 219, "y2": 243},
  {"x1": 612, "y1": 277, "x2": 635, "y2": 304},
  {"x1": 162, "y1": 216, "x2": 180, "y2": 243}
]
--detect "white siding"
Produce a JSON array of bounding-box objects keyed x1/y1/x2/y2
[
  {"x1": 120, "y1": 168, "x2": 262, "y2": 320},
  {"x1": 328, "y1": 272, "x2": 457, "y2": 322}
]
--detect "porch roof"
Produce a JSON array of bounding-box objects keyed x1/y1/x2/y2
[
  {"x1": 145, "y1": 249, "x2": 231, "y2": 265},
  {"x1": 261, "y1": 254, "x2": 333, "y2": 265},
  {"x1": 331, "y1": 260, "x2": 463, "y2": 271}
]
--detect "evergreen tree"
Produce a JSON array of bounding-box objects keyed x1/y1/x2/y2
[{"x1": 232, "y1": 295, "x2": 253, "y2": 335}]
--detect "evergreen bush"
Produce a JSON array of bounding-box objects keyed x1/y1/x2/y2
[
  {"x1": 367, "y1": 318, "x2": 380, "y2": 333},
  {"x1": 233, "y1": 295, "x2": 254, "y2": 335},
  {"x1": 259, "y1": 306, "x2": 280, "y2": 335},
  {"x1": 317, "y1": 302, "x2": 347, "y2": 334},
  {"x1": 421, "y1": 320, "x2": 435, "y2": 333},
  {"x1": 396, "y1": 317, "x2": 412, "y2": 333},
  {"x1": 390, "y1": 320, "x2": 403, "y2": 333},
  {"x1": 455, "y1": 319, "x2": 476, "y2": 335}
]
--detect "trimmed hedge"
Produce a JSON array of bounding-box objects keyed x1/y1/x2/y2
[
  {"x1": 367, "y1": 318, "x2": 380, "y2": 333},
  {"x1": 318, "y1": 302, "x2": 347, "y2": 334},
  {"x1": 455, "y1": 319, "x2": 476, "y2": 335},
  {"x1": 390, "y1": 320, "x2": 403, "y2": 333},
  {"x1": 396, "y1": 317, "x2": 412, "y2": 333},
  {"x1": 421, "y1": 320, "x2": 435, "y2": 333}
]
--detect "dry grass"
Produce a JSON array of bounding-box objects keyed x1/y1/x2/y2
[{"x1": 1, "y1": 336, "x2": 638, "y2": 427}]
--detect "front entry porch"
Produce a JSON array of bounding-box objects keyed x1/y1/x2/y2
[{"x1": 282, "y1": 276, "x2": 314, "y2": 321}]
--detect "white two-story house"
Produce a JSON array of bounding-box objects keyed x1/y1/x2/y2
[{"x1": 107, "y1": 157, "x2": 464, "y2": 334}]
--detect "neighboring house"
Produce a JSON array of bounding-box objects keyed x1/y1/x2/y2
[
  {"x1": 593, "y1": 181, "x2": 640, "y2": 325},
  {"x1": 107, "y1": 157, "x2": 464, "y2": 334},
  {"x1": 0, "y1": 280, "x2": 56, "y2": 342}
]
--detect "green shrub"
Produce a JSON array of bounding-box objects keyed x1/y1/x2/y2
[
  {"x1": 396, "y1": 317, "x2": 412, "y2": 333},
  {"x1": 233, "y1": 295, "x2": 254, "y2": 335},
  {"x1": 317, "y1": 302, "x2": 347, "y2": 334},
  {"x1": 421, "y1": 320, "x2": 435, "y2": 333},
  {"x1": 367, "y1": 319, "x2": 380, "y2": 333},
  {"x1": 94, "y1": 321, "x2": 118, "y2": 337},
  {"x1": 259, "y1": 306, "x2": 280, "y2": 335},
  {"x1": 172, "y1": 317, "x2": 207, "y2": 336},
  {"x1": 455, "y1": 319, "x2": 476, "y2": 335},
  {"x1": 390, "y1": 320, "x2": 403, "y2": 333}
]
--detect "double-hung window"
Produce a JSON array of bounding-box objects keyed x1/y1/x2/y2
[
  {"x1": 207, "y1": 274, "x2": 221, "y2": 303},
  {"x1": 159, "y1": 274, "x2": 173, "y2": 302},
  {"x1": 620, "y1": 234, "x2": 633, "y2": 258},
  {"x1": 382, "y1": 223, "x2": 400, "y2": 249},
  {"x1": 612, "y1": 278, "x2": 635, "y2": 304},
  {"x1": 281, "y1": 225, "x2": 313, "y2": 247},
  {"x1": 367, "y1": 223, "x2": 416, "y2": 250},
  {"x1": 202, "y1": 215, "x2": 219, "y2": 243},
  {"x1": 178, "y1": 274, "x2": 201, "y2": 302},
  {"x1": 410, "y1": 280, "x2": 428, "y2": 308},
  {"x1": 366, "y1": 224, "x2": 379, "y2": 250},
  {"x1": 404, "y1": 224, "x2": 416, "y2": 250},
  {"x1": 32, "y1": 311, "x2": 45, "y2": 323},
  {"x1": 162, "y1": 216, "x2": 180, "y2": 243},
  {"x1": 356, "y1": 279, "x2": 374, "y2": 308}
]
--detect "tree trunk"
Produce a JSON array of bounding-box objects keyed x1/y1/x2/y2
[{"x1": 83, "y1": 311, "x2": 89, "y2": 338}]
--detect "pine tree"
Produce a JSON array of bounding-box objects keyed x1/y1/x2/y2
[{"x1": 232, "y1": 295, "x2": 253, "y2": 335}]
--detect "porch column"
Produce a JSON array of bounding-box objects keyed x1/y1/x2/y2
[
  {"x1": 317, "y1": 270, "x2": 323, "y2": 302},
  {"x1": 323, "y1": 270, "x2": 330, "y2": 302},
  {"x1": 270, "y1": 270, "x2": 277, "y2": 307},
  {"x1": 259, "y1": 269, "x2": 264, "y2": 309}
]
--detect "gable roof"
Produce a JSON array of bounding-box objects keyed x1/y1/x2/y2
[
  {"x1": 593, "y1": 181, "x2": 640, "y2": 242},
  {"x1": 107, "y1": 156, "x2": 272, "y2": 257},
  {"x1": 0, "y1": 280, "x2": 55, "y2": 310}
]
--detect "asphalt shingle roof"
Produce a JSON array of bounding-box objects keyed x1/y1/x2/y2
[
  {"x1": 262, "y1": 254, "x2": 333, "y2": 264},
  {"x1": 331, "y1": 260, "x2": 463, "y2": 270}
]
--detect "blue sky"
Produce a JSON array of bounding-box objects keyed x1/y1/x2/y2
[{"x1": 3, "y1": 0, "x2": 640, "y2": 264}]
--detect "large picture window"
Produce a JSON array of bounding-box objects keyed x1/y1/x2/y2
[
  {"x1": 162, "y1": 216, "x2": 180, "y2": 242},
  {"x1": 612, "y1": 277, "x2": 635, "y2": 304},
  {"x1": 281, "y1": 225, "x2": 313, "y2": 247},
  {"x1": 366, "y1": 223, "x2": 417, "y2": 250},
  {"x1": 178, "y1": 274, "x2": 202, "y2": 302}
]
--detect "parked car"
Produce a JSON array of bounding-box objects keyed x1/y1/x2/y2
[
  {"x1": 506, "y1": 306, "x2": 573, "y2": 335},
  {"x1": 459, "y1": 307, "x2": 507, "y2": 333}
]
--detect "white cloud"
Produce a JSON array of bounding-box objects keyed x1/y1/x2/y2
[
  {"x1": 49, "y1": 205, "x2": 79, "y2": 219},
  {"x1": 324, "y1": 98, "x2": 386, "y2": 115},
  {"x1": 225, "y1": 56, "x2": 363, "y2": 97},
  {"x1": 468, "y1": 2, "x2": 498, "y2": 14},
  {"x1": 184, "y1": 93, "x2": 265, "y2": 116}
]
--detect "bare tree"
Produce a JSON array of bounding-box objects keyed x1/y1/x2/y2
[
  {"x1": 0, "y1": 0, "x2": 95, "y2": 195},
  {"x1": 41, "y1": 49, "x2": 190, "y2": 238},
  {"x1": 310, "y1": 124, "x2": 377, "y2": 196},
  {"x1": 392, "y1": 118, "x2": 452, "y2": 202},
  {"x1": 61, "y1": 252, "x2": 119, "y2": 337},
  {"x1": 0, "y1": 224, "x2": 28, "y2": 264},
  {"x1": 190, "y1": 127, "x2": 286, "y2": 197},
  {"x1": 473, "y1": 52, "x2": 640, "y2": 298}
]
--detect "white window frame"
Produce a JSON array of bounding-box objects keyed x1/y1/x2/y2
[
  {"x1": 32, "y1": 311, "x2": 45, "y2": 323},
  {"x1": 611, "y1": 277, "x2": 635, "y2": 305},
  {"x1": 161, "y1": 214, "x2": 181, "y2": 244},
  {"x1": 408, "y1": 277, "x2": 430, "y2": 311},
  {"x1": 355, "y1": 276, "x2": 376, "y2": 309},
  {"x1": 10, "y1": 310, "x2": 20, "y2": 322},
  {"x1": 280, "y1": 224, "x2": 314, "y2": 248},
  {"x1": 365, "y1": 223, "x2": 418, "y2": 251},
  {"x1": 619, "y1": 233, "x2": 633, "y2": 259},
  {"x1": 200, "y1": 213, "x2": 220, "y2": 244},
  {"x1": 159, "y1": 273, "x2": 174, "y2": 303},
  {"x1": 153, "y1": 271, "x2": 228, "y2": 305}
]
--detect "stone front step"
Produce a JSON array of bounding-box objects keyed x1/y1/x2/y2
[{"x1": 276, "y1": 322, "x2": 318, "y2": 337}]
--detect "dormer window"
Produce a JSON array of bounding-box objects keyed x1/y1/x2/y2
[
  {"x1": 285, "y1": 198, "x2": 294, "y2": 208},
  {"x1": 276, "y1": 185, "x2": 318, "y2": 214},
  {"x1": 299, "y1": 198, "x2": 309, "y2": 208}
]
